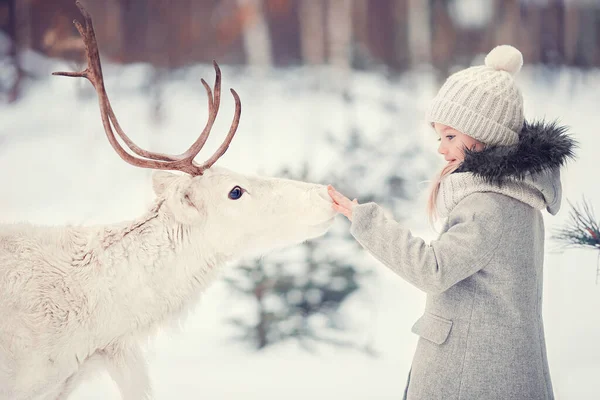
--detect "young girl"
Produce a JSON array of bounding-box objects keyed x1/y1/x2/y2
[{"x1": 328, "y1": 45, "x2": 576, "y2": 400}]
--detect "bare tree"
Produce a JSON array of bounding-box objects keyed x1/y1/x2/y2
[
  {"x1": 351, "y1": 0, "x2": 369, "y2": 66},
  {"x1": 236, "y1": 0, "x2": 273, "y2": 68},
  {"x1": 103, "y1": 0, "x2": 124, "y2": 59},
  {"x1": 4, "y1": 0, "x2": 32, "y2": 102},
  {"x1": 563, "y1": 1, "x2": 580, "y2": 66},
  {"x1": 13, "y1": 0, "x2": 30, "y2": 48},
  {"x1": 326, "y1": 0, "x2": 353, "y2": 71},
  {"x1": 493, "y1": 0, "x2": 523, "y2": 54},
  {"x1": 575, "y1": 5, "x2": 599, "y2": 68},
  {"x1": 120, "y1": 0, "x2": 148, "y2": 63},
  {"x1": 299, "y1": 0, "x2": 325, "y2": 65},
  {"x1": 407, "y1": 0, "x2": 431, "y2": 67},
  {"x1": 430, "y1": 0, "x2": 457, "y2": 78}
]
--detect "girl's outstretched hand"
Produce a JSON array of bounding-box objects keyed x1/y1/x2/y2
[{"x1": 327, "y1": 185, "x2": 359, "y2": 221}]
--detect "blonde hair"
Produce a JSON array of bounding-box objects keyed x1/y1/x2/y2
[
  {"x1": 426, "y1": 123, "x2": 487, "y2": 224},
  {"x1": 426, "y1": 162, "x2": 460, "y2": 224}
]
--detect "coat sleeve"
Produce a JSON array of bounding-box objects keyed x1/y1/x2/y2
[{"x1": 350, "y1": 193, "x2": 505, "y2": 294}]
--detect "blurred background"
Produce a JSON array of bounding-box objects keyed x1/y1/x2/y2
[
  {"x1": 2, "y1": 0, "x2": 600, "y2": 101},
  {"x1": 0, "y1": 1, "x2": 599, "y2": 399}
]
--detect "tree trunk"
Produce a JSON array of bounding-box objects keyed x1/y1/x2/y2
[
  {"x1": 236, "y1": 0, "x2": 273, "y2": 68},
  {"x1": 326, "y1": 0, "x2": 352, "y2": 71},
  {"x1": 493, "y1": 0, "x2": 521, "y2": 53},
  {"x1": 298, "y1": 0, "x2": 325, "y2": 65},
  {"x1": 562, "y1": 2, "x2": 579, "y2": 66},
  {"x1": 430, "y1": 0, "x2": 456, "y2": 78},
  {"x1": 104, "y1": 0, "x2": 124, "y2": 61},
  {"x1": 539, "y1": 1, "x2": 564, "y2": 66},
  {"x1": 8, "y1": 0, "x2": 30, "y2": 103},
  {"x1": 407, "y1": 0, "x2": 431, "y2": 67},
  {"x1": 121, "y1": 0, "x2": 149, "y2": 63},
  {"x1": 14, "y1": 0, "x2": 30, "y2": 49},
  {"x1": 573, "y1": 6, "x2": 597, "y2": 68},
  {"x1": 519, "y1": 1, "x2": 541, "y2": 65},
  {"x1": 392, "y1": 0, "x2": 409, "y2": 70},
  {"x1": 366, "y1": 0, "x2": 396, "y2": 68}
]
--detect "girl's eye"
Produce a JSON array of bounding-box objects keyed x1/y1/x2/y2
[
  {"x1": 228, "y1": 186, "x2": 244, "y2": 200},
  {"x1": 446, "y1": 135, "x2": 455, "y2": 140}
]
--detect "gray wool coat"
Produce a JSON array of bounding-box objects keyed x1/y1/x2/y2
[{"x1": 349, "y1": 121, "x2": 575, "y2": 400}]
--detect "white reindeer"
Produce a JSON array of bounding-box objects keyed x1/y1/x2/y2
[{"x1": 0, "y1": 3, "x2": 336, "y2": 399}]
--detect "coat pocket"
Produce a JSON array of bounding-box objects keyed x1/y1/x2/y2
[{"x1": 411, "y1": 313, "x2": 453, "y2": 345}]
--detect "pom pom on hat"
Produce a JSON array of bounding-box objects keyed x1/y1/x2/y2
[{"x1": 484, "y1": 45, "x2": 523, "y2": 75}]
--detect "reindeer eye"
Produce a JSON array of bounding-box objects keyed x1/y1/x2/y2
[{"x1": 228, "y1": 186, "x2": 244, "y2": 200}]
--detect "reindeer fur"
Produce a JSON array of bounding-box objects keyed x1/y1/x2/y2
[{"x1": 0, "y1": 167, "x2": 336, "y2": 400}]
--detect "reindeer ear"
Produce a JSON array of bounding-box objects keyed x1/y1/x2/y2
[{"x1": 152, "y1": 171, "x2": 179, "y2": 196}]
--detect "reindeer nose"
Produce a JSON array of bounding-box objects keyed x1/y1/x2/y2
[{"x1": 314, "y1": 186, "x2": 332, "y2": 203}]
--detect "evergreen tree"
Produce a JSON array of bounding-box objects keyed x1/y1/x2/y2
[
  {"x1": 225, "y1": 240, "x2": 369, "y2": 351},
  {"x1": 224, "y1": 164, "x2": 373, "y2": 352}
]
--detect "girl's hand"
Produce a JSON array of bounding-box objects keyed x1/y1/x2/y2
[{"x1": 327, "y1": 185, "x2": 359, "y2": 221}]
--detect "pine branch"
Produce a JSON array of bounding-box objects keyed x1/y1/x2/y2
[
  {"x1": 553, "y1": 197, "x2": 600, "y2": 250},
  {"x1": 553, "y1": 197, "x2": 600, "y2": 284}
]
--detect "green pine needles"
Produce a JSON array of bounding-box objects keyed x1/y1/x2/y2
[{"x1": 553, "y1": 197, "x2": 600, "y2": 283}]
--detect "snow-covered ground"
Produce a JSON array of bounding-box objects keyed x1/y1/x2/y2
[{"x1": 1, "y1": 53, "x2": 599, "y2": 399}]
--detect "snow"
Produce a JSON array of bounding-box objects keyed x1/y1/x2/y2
[{"x1": 1, "y1": 56, "x2": 599, "y2": 399}]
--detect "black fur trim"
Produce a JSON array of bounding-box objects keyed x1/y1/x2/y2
[{"x1": 455, "y1": 119, "x2": 577, "y2": 185}]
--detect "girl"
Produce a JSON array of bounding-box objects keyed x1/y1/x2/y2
[{"x1": 328, "y1": 45, "x2": 576, "y2": 400}]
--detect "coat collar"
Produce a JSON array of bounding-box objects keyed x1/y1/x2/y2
[
  {"x1": 455, "y1": 120, "x2": 576, "y2": 184},
  {"x1": 437, "y1": 120, "x2": 576, "y2": 218}
]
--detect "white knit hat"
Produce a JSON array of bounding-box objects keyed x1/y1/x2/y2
[{"x1": 427, "y1": 45, "x2": 525, "y2": 147}]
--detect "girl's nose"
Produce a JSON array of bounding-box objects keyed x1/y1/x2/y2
[{"x1": 438, "y1": 143, "x2": 446, "y2": 155}]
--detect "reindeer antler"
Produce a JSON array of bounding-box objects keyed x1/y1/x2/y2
[{"x1": 53, "y1": 1, "x2": 241, "y2": 175}]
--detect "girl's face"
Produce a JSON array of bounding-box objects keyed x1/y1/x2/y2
[{"x1": 434, "y1": 123, "x2": 484, "y2": 166}]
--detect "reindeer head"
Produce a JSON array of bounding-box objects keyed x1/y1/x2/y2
[
  {"x1": 54, "y1": 2, "x2": 335, "y2": 256},
  {"x1": 151, "y1": 167, "x2": 335, "y2": 255}
]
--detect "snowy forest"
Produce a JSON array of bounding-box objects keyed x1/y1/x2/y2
[
  {"x1": 2, "y1": 0, "x2": 600, "y2": 101},
  {"x1": 1, "y1": 0, "x2": 600, "y2": 399}
]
